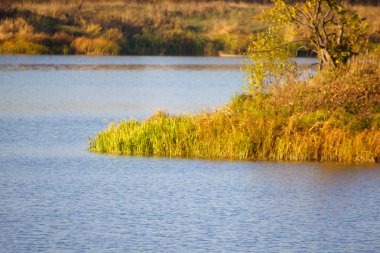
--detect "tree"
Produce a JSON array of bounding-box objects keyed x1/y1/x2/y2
[
  {"x1": 270, "y1": 0, "x2": 368, "y2": 67},
  {"x1": 246, "y1": 0, "x2": 368, "y2": 94}
]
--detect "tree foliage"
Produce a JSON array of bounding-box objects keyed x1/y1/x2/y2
[
  {"x1": 245, "y1": 26, "x2": 296, "y2": 95},
  {"x1": 246, "y1": 0, "x2": 369, "y2": 94},
  {"x1": 270, "y1": 0, "x2": 368, "y2": 66}
]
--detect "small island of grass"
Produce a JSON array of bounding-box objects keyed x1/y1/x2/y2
[
  {"x1": 89, "y1": 0, "x2": 380, "y2": 163},
  {"x1": 89, "y1": 52, "x2": 380, "y2": 163}
]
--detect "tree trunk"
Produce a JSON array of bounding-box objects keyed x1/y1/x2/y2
[{"x1": 318, "y1": 48, "x2": 336, "y2": 69}]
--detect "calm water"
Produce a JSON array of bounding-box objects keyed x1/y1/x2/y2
[{"x1": 0, "y1": 56, "x2": 379, "y2": 252}]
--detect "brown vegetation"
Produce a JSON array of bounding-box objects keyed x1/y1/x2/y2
[
  {"x1": 89, "y1": 52, "x2": 380, "y2": 163},
  {"x1": 0, "y1": 0, "x2": 378, "y2": 55}
]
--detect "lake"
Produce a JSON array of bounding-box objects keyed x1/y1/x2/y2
[{"x1": 0, "y1": 56, "x2": 379, "y2": 252}]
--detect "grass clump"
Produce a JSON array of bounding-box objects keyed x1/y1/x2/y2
[
  {"x1": 89, "y1": 52, "x2": 380, "y2": 163},
  {"x1": 0, "y1": 17, "x2": 50, "y2": 54},
  {"x1": 71, "y1": 36, "x2": 121, "y2": 55}
]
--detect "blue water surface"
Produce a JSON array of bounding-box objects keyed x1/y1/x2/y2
[{"x1": 0, "y1": 56, "x2": 379, "y2": 252}]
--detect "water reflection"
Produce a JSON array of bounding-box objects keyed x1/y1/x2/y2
[
  {"x1": 0, "y1": 57, "x2": 246, "y2": 119},
  {"x1": 0, "y1": 55, "x2": 318, "y2": 71},
  {"x1": 0, "y1": 63, "x2": 242, "y2": 71}
]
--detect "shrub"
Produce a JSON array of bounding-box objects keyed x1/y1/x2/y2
[
  {"x1": 71, "y1": 36, "x2": 120, "y2": 55},
  {"x1": 105, "y1": 28, "x2": 123, "y2": 41},
  {"x1": 0, "y1": 39, "x2": 49, "y2": 54},
  {"x1": 0, "y1": 18, "x2": 34, "y2": 41},
  {"x1": 52, "y1": 31, "x2": 73, "y2": 44}
]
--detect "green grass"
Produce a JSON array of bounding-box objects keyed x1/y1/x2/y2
[{"x1": 89, "y1": 52, "x2": 380, "y2": 163}]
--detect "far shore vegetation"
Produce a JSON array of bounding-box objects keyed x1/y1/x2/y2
[
  {"x1": 0, "y1": 0, "x2": 379, "y2": 56},
  {"x1": 89, "y1": 0, "x2": 380, "y2": 163}
]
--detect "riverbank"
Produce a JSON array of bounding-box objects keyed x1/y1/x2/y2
[
  {"x1": 0, "y1": 0, "x2": 264, "y2": 55},
  {"x1": 89, "y1": 52, "x2": 380, "y2": 163},
  {"x1": 0, "y1": 1, "x2": 379, "y2": 56}
]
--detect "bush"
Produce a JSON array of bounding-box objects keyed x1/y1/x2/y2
[
  {"x1": 0, "y1": 18, "x2": 34, "y2": 41},
  {"x1": 0, "y1": 39, "x2": 49, "y2": 54},
  {"x1": 71, "y1": 36, "x2": 121, "y2": 55}
]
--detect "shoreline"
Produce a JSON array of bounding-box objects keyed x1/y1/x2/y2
[{"x1": 89, "y1": 52, "x2": 380, "y2": 164}]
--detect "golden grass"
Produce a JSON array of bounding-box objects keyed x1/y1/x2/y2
[
  {"x1": 14, "y1": 1, "x2": 76, "y2": 19},
  {"x1": 4, "y1": 0, "x2": 267, "y2": 55},
  {"x1": 89, "y1": 52, "x2": 380, "y2": 163},
  {"x1": 71, "y1": 36, "x2": 120, "y2": 55},
  {"x1": 0, "y1": 17, "x2": 51, "y2": 54},
  {"x1": 1, "y1": 1, "x2": 379, "y2": 55}
]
